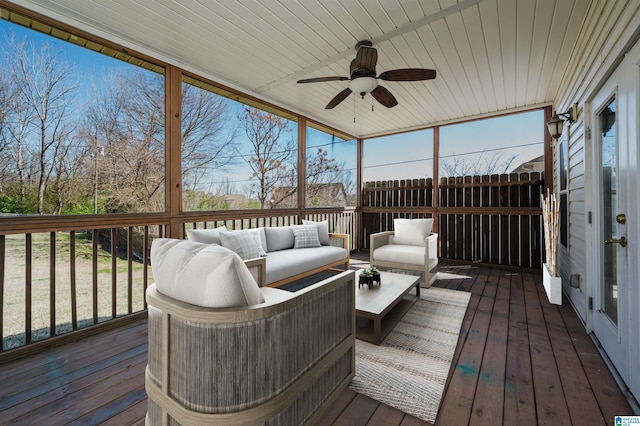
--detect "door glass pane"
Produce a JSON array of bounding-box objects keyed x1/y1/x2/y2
[{"x1": 600, "y1": 98, "x2": 618, "y2": 324}]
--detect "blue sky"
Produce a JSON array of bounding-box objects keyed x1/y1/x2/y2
[
  {"x1": 363, "y1": 110, "x2": 543, "y2": 181},
  {"x1": 2, "y1": 18, "x2": 544, "y2": 191}
]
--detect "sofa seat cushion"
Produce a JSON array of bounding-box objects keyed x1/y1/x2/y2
[
  {"x1": 372, "y1": 244, "x2": 425, "y2": 266},
  {"x1": 265, "y1": 246, "x2": 347, "y2": 285}
]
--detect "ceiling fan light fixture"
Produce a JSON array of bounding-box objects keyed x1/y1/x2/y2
[{"x1": 349, "y1": 77, "x2": 378, "y2": 98}]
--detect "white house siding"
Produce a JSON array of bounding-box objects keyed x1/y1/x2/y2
[
  {"x1": 554, "y1": 0, "x2": 640, "y2": 401},
  {"x1": 554, "y1": 0, "x2": 640, "y2": 324}
]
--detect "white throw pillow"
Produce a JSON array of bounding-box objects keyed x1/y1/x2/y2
[
  {"x1": 220, "y1": 229, "x2": 267, "y2": 260},
  {"x1": 151, "y1": 239, "x2": 264, "y2": 308},
  {"x1": 302, "y1": 219, "x2": 330, "y2": 245},
  {"x1": 186, "y1": 225, "x2": 227, "y2": 244},
  {"x1": 291, "y1": 225, "x2": 321, "y2": 249},
  {"x1": 393, "y1": 218, "x2": 434, "y2": 246}
]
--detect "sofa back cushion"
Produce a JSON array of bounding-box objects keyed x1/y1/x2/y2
[
  {"x1": 186, "y1": 225, "x2": 227, "y2": 245},
  {"x1": 151, "y1": 238, "x2": 264, "y2": 308},
  {"x1": 264, "y1": 226, "x2": 295, "y2": 252},
  {"x1": 393, "y1": 218, "x2": 434, "y2": 246}
]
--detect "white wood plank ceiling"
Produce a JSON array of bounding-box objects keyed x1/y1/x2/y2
[{"x1": 15, "y1": 0, "x2": 591, "y2": 139}]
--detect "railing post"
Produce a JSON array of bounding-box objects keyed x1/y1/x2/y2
[{"x1": 165, "y1": 65, "x2": 183, "y2": 238}]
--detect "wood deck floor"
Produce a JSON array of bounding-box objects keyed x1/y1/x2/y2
[{"x1": 0, "y1": 253, "x2": 633, "y2": 425}]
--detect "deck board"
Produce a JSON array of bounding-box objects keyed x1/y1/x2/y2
[
  {"x1": 0, "y1": 254, "x2": 633, "y2": 425},
  {"x1": 503, "y1": 271, "x2": 536, "y2": 425},
  {"x1": 523, "y1": 270, "x2": 573, "y2": 424},
  {"x1": 468, "y1": 269, "x2": 509, "y2": 425}
]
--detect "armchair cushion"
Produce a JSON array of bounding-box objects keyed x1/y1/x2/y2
[
  {"x1": 151, "y1": 238, "x2": 264, "y2": 308},
  {"x1": 393, "y1": 218, "x2": 433, "y2": 246},
  {"x1": 372, "y1": 244, "x2": 425, "y2": 265}
]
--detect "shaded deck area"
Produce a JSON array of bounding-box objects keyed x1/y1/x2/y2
[{"x1": 0, "y1": 254, "x2": 633, "y2": 425}]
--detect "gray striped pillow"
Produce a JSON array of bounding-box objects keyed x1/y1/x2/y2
[
  {"x1": 292, "y1": 225, "x2": 321, "y2": 249},
  {"x1": 220, "y1": 231, "x2": 265, "y2": 260}
]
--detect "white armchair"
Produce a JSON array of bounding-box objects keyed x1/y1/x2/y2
[{"x1": 370, "y1": 219, "x2": 438, "y2": 287}]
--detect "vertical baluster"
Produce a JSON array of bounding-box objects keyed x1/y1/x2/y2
[
  {"x1": 70, "y1": 230, "x2": 78, "y2": 330},
  {"x1": 25, "y1": 233, "x2": 32, "y2": 344},
  {"x1": 49, "y1": 232, "x2": 56, "y2": 337},
  {"x1": 92, "y1": 229, "x2": 98, "y2": 325},
  {"x1": 128, "y1": 227, "x2": 133, "y2": 314},
  {"x1": 111, "y1": 228, "x2": 117, "y2": 319},
  {"x1": 143, "y1": 226, "x2": 150, "y2": 310},
  {"x1": 0, "y1": 235, "x2": 5, "y2": 350}
]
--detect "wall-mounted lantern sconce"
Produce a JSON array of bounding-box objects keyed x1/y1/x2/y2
[{"x1": 546, "y1": 104, "x2": 577, "y2": 140}]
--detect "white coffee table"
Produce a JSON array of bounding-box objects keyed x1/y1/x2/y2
[{"x1": 354, "y1": 270, "x2": 421, "y2": 344}]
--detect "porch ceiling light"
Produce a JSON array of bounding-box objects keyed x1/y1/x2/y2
[
  {"x1": 546, "y1": 106, "x2": 576, "y2": 140},
  {"x1": 349, "y1": 77, "x2": 378, "y2": 98}
]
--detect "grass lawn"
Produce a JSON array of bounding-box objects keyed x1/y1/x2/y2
[{"x1": 3, "y1": 231, "x2": 151, "y2": 350}]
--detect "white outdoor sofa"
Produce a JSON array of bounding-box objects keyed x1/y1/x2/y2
[
  {"x1": 187, "y1": 221, "x2": 350, "y2": 288},
  {"x1": 369, "y1": 218, "x2": 438, "y2": 287},
  {"x1": 145, "y1": 239, "x2": 355, "y2": 425}
]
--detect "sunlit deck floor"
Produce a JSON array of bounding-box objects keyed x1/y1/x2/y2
[{"x1": 0, "y1": 253, "x2": 633, "y2": 425}]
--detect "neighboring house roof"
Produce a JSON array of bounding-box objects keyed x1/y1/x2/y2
[{"x1": 511, "y1": 154, "x2": 545, "y2": 174}]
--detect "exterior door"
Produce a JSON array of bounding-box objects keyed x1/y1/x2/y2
[{"x1": 589, "y1": 40, "x2": 639, "y2": 401}]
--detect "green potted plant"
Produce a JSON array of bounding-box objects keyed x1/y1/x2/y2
[
  {"x1": 359, "y1": 268, "x2": 373, "y2": 287},
  {"x1": 368, "y1": 266, "x2": 380, "y2": 285},
  {"x1": 359, "y1": 267, "x2": 381, "y2": 287}
]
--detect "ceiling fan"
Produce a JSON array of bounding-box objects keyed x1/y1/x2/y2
[{"x1": 297, "y1": 40, "x2": 436, "y2": 109}]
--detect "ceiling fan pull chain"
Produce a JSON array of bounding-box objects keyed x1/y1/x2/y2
[{"x1": 353, "y1": 94, "x2": 356, "y2": 123}]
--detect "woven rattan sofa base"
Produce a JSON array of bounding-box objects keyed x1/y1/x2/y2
[{"x1": 145, "y1": 270, "x2": 356, "y2": 425}]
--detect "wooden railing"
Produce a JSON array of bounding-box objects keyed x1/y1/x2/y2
[
  {"x1": 0, "y1": 177, "x2": 543, "y2": 357},
  {"x1": 361, "y1": 172, "x2": 544, "y2": 268},
  {"x1": 0, "y1": 217, "x2": 169, "y2": 356},
  {"x1": 0, "y1": 208, "x2": 357, "y2": 356}
]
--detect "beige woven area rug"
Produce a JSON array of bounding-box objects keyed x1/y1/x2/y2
[{"x1": 349, "y1": 287, "x2": 471, "y2": 424}]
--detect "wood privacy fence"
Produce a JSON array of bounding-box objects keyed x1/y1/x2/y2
[{"x1": 362, "y1": 172, "x2": 544, "y2": 269}]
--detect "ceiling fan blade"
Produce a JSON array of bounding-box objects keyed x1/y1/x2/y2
[
  {"x1": 371, "y1": 86, "x2": 398, "y2": 108},
  {"x1": 352, "y1": 46, "x2": 377, "y2": 72},
  {"x1": 325, "y1": 88, "x2": 352, "y2": 109},
  {"x1": 378, "y1": 68, "x2": 437, "y2": 81},
  {"x1": 297, "y1": 76, "x2": 349, "y2": 83}
]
